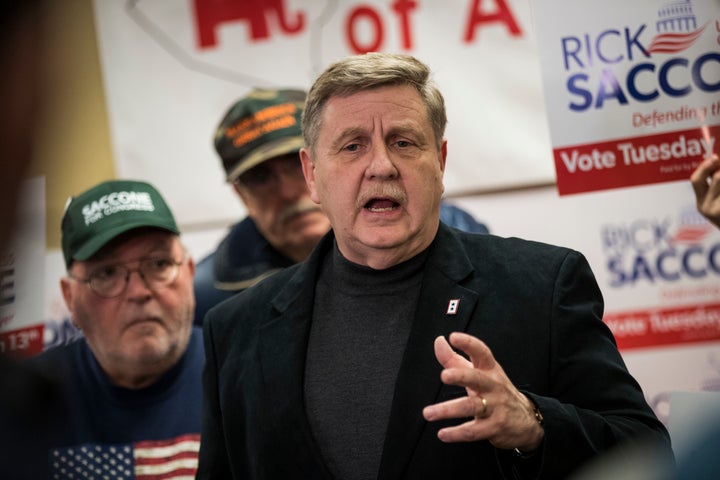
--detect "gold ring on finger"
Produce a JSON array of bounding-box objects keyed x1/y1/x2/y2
[{"x1": 480, "y1": 396, "x2": 488, "y2": 417}]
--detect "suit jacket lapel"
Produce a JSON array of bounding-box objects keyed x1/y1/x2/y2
[
  {"x1": 257, "y1": 236, "x2": 334, "y2": 478},
  {"x1": 378, "y1": 225, "x2": 486, "y2": 480}
]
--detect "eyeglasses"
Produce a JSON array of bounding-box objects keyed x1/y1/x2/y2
[
  {"x1": 69, "y1": 256, "x2": 186, "y2": 298},
  {"x1": 235, "y1": 155, "x2": 304, "y2": 194}
]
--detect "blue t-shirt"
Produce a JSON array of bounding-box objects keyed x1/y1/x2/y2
[{"x1": 18, "y1": 327, "x2": 204, "y2": 479}]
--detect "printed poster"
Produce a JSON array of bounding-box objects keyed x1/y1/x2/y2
[
  {"x1": 532, "y1": 0, "x2": 720, "y2": 195},
  {"x1": 0, "y1": 178, "x2": 46, "y2": 359}
]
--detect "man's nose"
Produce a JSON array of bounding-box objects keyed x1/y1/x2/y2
[
  {"x1": 365, "y1": 144, "x2": 398, "y2": 179},
  {"x1": 124, "y1": 269, "x2": 153, "y2": 297}
]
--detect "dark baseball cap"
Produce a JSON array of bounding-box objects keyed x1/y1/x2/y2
[
  {"x1": 214, "y1": 88, "x2": 306, "y2": 182},
  {"x1": 61, "y1": 179, "x2": 179, "y2": 268}
]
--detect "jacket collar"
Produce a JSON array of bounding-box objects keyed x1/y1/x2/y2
[
  {"x1": 212, "y1": 217, "x2": 294, "y2": 290},
  {"x1": 268, "y1": 223, "x2": 478, "y2": 312}
]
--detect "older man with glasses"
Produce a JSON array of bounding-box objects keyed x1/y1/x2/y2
[{"x1": 22, "y1": 179, "x2": 203, "y2": 479}]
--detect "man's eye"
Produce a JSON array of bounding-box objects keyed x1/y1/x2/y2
[
  {"x1": 241, "y1": 167, "x2": 272, "y2": 185},
  {"x1": 146, "y1": 258, "x2": 173, "y2": 272},
  {"x1": 93, "y1": 265, "x2": 119, "y2": 281},
  {"x1": 343, "y1": 143, "x2": 360, "y2": 152},
  {"x1": 395, "y1": 140, "x2": 413, "y2": 148}
]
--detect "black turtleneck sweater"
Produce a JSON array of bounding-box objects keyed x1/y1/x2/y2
[{"x1": 304, "y1": 242, "x2": 428, "y2": 480}]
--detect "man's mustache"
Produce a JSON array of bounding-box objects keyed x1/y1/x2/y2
[
  {"x1": 279, "y1": 200, "x2": 323, "y2": 223},
  {"x1": 356, "y1": 184, "x2": 407, "y2": 209}
]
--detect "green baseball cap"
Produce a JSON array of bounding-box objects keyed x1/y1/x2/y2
[
  {"x1": 61, "y1": 179, "x2": 180, "y2": 268},
  {"x1": 214, "y1": 88, "x2": 306, "y2": 182}
]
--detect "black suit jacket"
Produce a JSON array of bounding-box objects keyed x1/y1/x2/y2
[{"x1": 198, "y1": 224, "x2": 671, "y2": 479}]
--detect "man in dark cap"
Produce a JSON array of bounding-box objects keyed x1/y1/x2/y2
[
  {"x1": 194, "y1": 88, "x2": 488, "y2": 323},
  {"x1": 22, "y1": 179, "x2": 203, "y2": 479},
  {"x1": 194, "y1": 89, "x2": 332, "y2": 324}
]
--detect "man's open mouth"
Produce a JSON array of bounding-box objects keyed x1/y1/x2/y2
[{"x1": 365, "y1": 198, "x2": 400, "y2": 212}]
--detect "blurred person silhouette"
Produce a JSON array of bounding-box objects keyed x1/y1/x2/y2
[
  {"x1": 0, "y1": 2, "x2": 70, "y2": 479},
  {"x1": 0, "y1": 0, "x2": 44, "y2": 251},
  {"x1": 193, "y1": 88, "x2": 489, "y2": 324},
  {"x1": 197, "y1": 52, "x2": 672, "y2": 480},
  {"x1": 20, "y1": 180, "x2": 203, "y2": 478}
]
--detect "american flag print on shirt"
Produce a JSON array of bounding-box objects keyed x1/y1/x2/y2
[{"x1": 49, "y1": 433, "x2": 200, "y2": 479}]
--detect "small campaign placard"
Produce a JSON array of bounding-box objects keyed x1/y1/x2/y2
[{"x1": 532, "y1": 0, "x2": 720, "y2": 195}]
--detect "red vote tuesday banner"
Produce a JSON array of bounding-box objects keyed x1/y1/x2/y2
[{"x1": 554, "y1": 125, "x2": 719, "y2": 195}]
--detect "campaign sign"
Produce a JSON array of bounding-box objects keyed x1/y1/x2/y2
[
  {"x1": 599, "y1": 199, "x2": 720, "y2": 350},
  {"x1": 532, "y1": 0, "x2": 720, "y2": 195},
  {"x1": 0, "y1": 178, "x2": 46, "y2": 358}
]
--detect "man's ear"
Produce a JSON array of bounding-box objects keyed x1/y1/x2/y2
[
  {"x1": 440, "y1": 139, "x2": 448, "y2": 195},
  {"x1": 186, "y1": 255, "x2": 195, "y2": 277},
  {"x1": 232, "y1": 181, "x2": 250, "y2": 204},
  {"x1": 439, "y1": 139, "x2": 448, "y2": 173},
  {"x1": 300, "y1": 148, "x2": 320, "y2": 204},
  {"x1": 60, "y1": 276, "x2": 79, "y2": 329}
]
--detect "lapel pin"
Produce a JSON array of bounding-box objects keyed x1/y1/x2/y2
[{"x1": 446, "y1": 299, "x2": 460, "y2": 315}]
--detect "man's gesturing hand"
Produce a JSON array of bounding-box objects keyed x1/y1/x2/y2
[{"x1": 422, "y1": 332, "x2": 544, "y2": 452}]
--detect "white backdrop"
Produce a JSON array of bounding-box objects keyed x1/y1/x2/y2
[{"x1": 92, "y1": 0, "x2": 555, "y2": 228}]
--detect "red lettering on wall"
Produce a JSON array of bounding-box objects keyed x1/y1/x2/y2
[
  {"x1": 463, "y1": 0, "x2": 522, "y2": 43},
  {"x1": 193, "y1": 0, "x2": 305, "y2": 49},
  {"x1": 392, "y1": 0, "x2": 418, "y2": 50},
  {"x1": 346, "y1": 6, "x2": 384, "y2": 54}
]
